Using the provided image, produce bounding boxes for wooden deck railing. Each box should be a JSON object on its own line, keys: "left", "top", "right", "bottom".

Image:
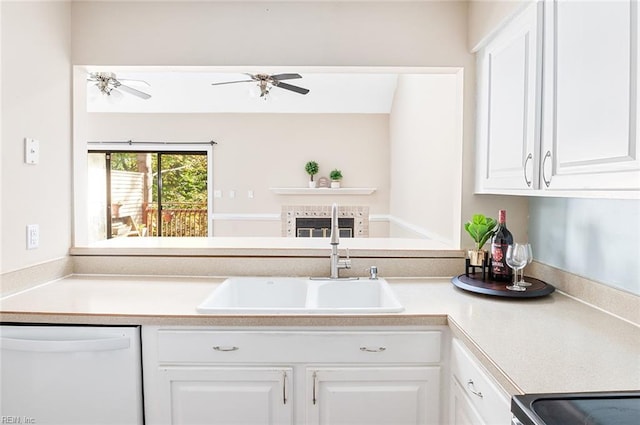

{"left": 145, "top": 203, "right": 207, "bottom": 237}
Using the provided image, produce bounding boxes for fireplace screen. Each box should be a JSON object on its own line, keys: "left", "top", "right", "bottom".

{"left": 295, "top": 217, "right": 354, "bottom": 238}
{"left": 282, "top": 205, "right": 369, "bottom": 237}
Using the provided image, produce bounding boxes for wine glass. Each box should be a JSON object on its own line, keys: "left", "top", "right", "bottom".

{"left": 505, "top": 244, "right": 527, "bottom": 291}
{"left": 518, "top": 243, "right": 533, "bottom": 287}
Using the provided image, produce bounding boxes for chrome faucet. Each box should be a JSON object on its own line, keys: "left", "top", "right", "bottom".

{"left": 329, "top": 203, "right": 351, "bottom": 279}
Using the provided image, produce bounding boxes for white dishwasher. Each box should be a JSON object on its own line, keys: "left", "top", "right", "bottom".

{"left": 0, "top": 325, "right": 143, "bottom": 425}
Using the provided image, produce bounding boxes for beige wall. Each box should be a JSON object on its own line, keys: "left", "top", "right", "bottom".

{"left": 72, "top": 0, "right": 528, "bottom": 248}
{"left": 1, "top": 1, "right": 72, "bottom": 273}
{"left": 389, "top": 73, "right": 462, "bottom": 245}
{"left": 86, "top": 113, "right": 390, "bottom": 237}
{"left": 0, "top": 1, "right": 533, "bottom": 276}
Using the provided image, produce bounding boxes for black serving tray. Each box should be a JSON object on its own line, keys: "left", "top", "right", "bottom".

{"left": 451, "top": 273, "right": 555, "bottom": 298}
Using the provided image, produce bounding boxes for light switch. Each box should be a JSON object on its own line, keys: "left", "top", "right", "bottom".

{"left": 213, "top": 190, "right": 222, "bottom": 198}
{"left": 229, "top": 190, "right": 236, "bottom": 199}
{"left": 26, "top": 224, "right": 39, "bottom": 249}
{"left": 248, "top": 190, "right": 254, "bottom": 199}
{"left": 25, "top": 138, "right": 39, "bottom": 164}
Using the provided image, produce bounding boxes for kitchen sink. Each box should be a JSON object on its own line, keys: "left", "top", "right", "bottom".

{"left": 196, "top": 277, "right": 404, "bottom": 314}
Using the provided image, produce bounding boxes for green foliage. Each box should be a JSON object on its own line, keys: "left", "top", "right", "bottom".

{"left": 110, "top": 152, "right": 139, "bottom": 172}
{"left": 464, "top": 214, "right": 497, "bottom": 250}
{"left": 153, "top": 153, "right": 207, "bottom": 204}
{"left": 111, "top": 152, "right": 207, "bottom": 206}
{"left": 305, "top": 161, "right": 319, "bottom": 180}
{"left": 329, "top": 169, "right": 343, "bottom": 181}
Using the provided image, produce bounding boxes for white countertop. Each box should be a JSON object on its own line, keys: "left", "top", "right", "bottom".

{"left": 1, "top": 275, "right": 639, "bottom": 396}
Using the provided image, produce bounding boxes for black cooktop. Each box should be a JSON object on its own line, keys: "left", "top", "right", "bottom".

{"left": 512, "top": 391, "right": 640, "bottom": 425}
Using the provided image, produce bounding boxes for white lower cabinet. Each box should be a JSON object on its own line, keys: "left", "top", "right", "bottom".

{"left": 142, "top": 327, "right": 444, "bottom": 425}
{"left": 449, "top": 339, "right": 511, "bottom": 425}
{"left": 155, "top": 367, "right": 293, "bottom": 425}
{"left": 307, "top": 367, "right": 440, "bottom": 425}
{"left": 449, "top": 378, "right": 484, "bottom": 425}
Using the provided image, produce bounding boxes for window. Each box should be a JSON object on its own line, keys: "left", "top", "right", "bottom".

{"left": 87, "top": 146, "right": 211, "bottom": 243}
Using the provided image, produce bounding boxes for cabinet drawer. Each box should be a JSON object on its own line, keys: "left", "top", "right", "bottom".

{"left": 156, "top": 330, "right": 441, "bottom": 364}
{"left": 451, "top": 339, "right": 510, "bottom": 425}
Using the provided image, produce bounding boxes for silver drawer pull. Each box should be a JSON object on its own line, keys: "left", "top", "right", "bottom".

{"left": 466, "top": 379, "right": 483, "bottom": 398}
{"left": 213, "top": 345, "right": 239, "bottom": 352}
{"left": 360, "top": 346, "right": 386, "bottom": 353}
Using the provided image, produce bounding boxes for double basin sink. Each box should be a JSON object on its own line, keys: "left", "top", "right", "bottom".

{"left": 197, "top": 277, "right": 404, "bottom": 314}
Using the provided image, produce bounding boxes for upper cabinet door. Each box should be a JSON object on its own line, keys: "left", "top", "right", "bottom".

{"left": 541, "top": 0, "right": 640, "bottom": 191}
{"left": 476, "top": 2, "right": 542, "bottom": 191}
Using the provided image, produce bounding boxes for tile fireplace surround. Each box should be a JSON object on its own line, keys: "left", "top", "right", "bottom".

{"left": 282, "top": 205, "right": 370, "bottom": 237}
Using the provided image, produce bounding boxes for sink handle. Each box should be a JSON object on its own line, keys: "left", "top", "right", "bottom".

{"left": 213, "top": 345, "right": 239, "bottom": 352}
{"left": 369, "top": 266, "right": 378, "bottom": 279}
{"left": 360, "top": 346, "right": 386, "bottom": 353}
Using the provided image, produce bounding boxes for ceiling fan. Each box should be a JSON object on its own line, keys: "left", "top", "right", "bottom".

{"left": 87, "top": 72, "right": 152, "bottom": 100}
{"left": 211, "top": 73, "right": 310, "bottom": 98}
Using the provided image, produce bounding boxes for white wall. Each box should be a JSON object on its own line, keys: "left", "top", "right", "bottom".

{"left": 86, "top": 113, "right": 390, "bottom": 237}
{"left": 1, "top": 1, "right": 72, "bottom": 273}
{"left": 389, "top": 74, "right": 462, "bottom": 245}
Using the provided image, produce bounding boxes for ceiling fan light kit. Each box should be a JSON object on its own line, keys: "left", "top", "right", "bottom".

{"left": 88, "top": 72, "right": 152, "bottom": 100}
{"left": 211, "top": 73, "right": 310, "bottom": 100}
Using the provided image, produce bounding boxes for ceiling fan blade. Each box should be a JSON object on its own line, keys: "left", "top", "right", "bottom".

{"left": 211, "top": 79, "right": 254, "bottom": 86}
{"left": 117, "top": 84, "right": 152, "bottom": 100}
{"left": 270, "top": 73, "right": 302, "bottom": 81}
{"left": 275, "top": 81, "right": 310, "bottom": 95}
{"left": 118, "top": 78, "right": 151, "bottom": 87}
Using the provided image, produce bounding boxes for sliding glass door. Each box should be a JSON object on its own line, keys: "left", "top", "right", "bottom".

{"left": 88, "top": 150, "right": 208, "bottom": 240}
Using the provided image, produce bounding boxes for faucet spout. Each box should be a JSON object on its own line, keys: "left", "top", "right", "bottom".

{"left": 330, "top": 203, "right": 339, "bottom": 245}
{"left": 329, "top": 203, "right": 351, "bottom": 279}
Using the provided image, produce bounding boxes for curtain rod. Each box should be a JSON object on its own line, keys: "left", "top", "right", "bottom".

{"left": 87, "top": 140, "right": 217, "bottom": 146}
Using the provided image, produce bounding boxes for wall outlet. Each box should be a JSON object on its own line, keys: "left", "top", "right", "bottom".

{"left": 26, "top": 224, "right": 39, "bottom": 249}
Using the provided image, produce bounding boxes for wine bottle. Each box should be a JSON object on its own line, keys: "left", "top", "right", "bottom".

{"left": 491, "top": 209, "right": 513, "bottom": 281}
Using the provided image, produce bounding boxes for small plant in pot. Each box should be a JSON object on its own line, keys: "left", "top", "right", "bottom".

{"left": 464, "top": 214, "right": 497, "bottom": 266}
{"left": 329, "top": 169, "right": 343, "bottom": 188}
{"left": 305, "top": 161, "right": 319, "bottom": 188}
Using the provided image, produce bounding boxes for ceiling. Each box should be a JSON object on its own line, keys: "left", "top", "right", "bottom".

{"left": 85, "top": 68, "right": 400, "bottom": 114}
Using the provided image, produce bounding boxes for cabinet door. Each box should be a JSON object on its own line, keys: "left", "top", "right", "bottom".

{"left": 306, "top": 367, "right": 440, "bottom": 425}
{"left": 148, "top": 367, "right": 292, "bottom": 425}
{"left": 476, "top": 2, "right": 542, "bottom": 191}
{"left": 541, "top": 0, "right": 640, "bottom": 191}
{"left": 449, "top": 378, "right": 486, "bottom": 425}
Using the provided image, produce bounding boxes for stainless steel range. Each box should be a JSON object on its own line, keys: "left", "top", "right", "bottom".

{"left": 511, "top": 391, "right": 640, "bottom": 425}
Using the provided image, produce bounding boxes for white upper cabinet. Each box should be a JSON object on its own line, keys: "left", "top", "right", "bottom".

{"left": 540, "top": 0, "right": 640, "bottom": 192}
{"left": 476, "top": 1, "right": 542, "bottom": 191}
{"left": 476, "top": 0, "right": 640, "bottom": 197}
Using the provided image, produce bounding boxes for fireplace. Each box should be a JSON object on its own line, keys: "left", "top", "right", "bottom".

{"left": 282, "top": 205, "right": 369, "bottom": 238}
{"left": 295, "top": 217, "right": 355, "bottom": 238}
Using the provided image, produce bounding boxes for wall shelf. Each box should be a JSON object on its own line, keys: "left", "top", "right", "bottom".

{"left": 270, "top": 187, "right": 376, "bottom": 195}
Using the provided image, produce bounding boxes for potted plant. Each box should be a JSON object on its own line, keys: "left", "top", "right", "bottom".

{"left": 305, "top": 161, "right": 319, "bottom": 188}
{"left": 464, "top": 214, "right": 497, "bottom": 266}
{"left": 329, "top": 169, "right": 343, "bottom": 188}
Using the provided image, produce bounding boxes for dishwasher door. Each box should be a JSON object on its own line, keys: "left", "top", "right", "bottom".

{"left": 0, "top": 325, "right": 143, "bottom": 425}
